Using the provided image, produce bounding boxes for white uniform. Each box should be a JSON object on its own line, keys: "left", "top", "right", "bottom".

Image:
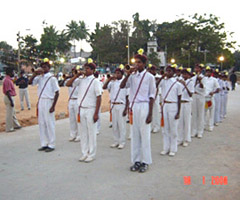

{"left": 66, "top": 78, "right": 80, "bottom": 140}
{"left": 178, "top": 78, "right": 194, "bottom": 144}
{"left": 32, "top": 72, "right": 60, "bottom": 148}
{"left": 222, "top": 80, "right": 230, "bottom": 118}
{"left": 126, "top": 70, "right": 156, "bottom": 165}
{"left": 204, "top": 76, "right": 220, "bottom": 131}
{"left": 191, "top": 74, "right": 206, "bottom": 137}
{"left": 108, "top": 78, "right": 128, "bottom": 146}
{"left": 151, "top": 78, "right": 161, "bottom": 133}
{"left": 214, "top": 78, "right": 222, "bottom": 124}
{"left": 73, "top": 75, "right": 102, "bottom": 159}
{"left": 159, "top": 77, "right": 182, "bottom": 153}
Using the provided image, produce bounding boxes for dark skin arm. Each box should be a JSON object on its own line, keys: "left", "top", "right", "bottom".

{"left": 179, "top": 80, "right": 193, "bottom": 97}
{"left": 156, "top": 74, "right": 166, "bottom": 88}
{"left": 93, "top": 95, "right": 102, "bottom": 123}
{"left": 197, "top": 76, "right": 204, "bottom": 88}
{"left": 102, "top": 76, "right": 113, "bottom": 89}
{"left": 175, "top": 95, "right": 181, "bottom": 119}
{"left": 120, "top": 73, "right": 130, "bottom": 88}
{"left": 6, "top": 91, "right": 14, "bottom": 107}
{"left": 122, "top": 95, "right": 129, "bottom": 116}
{"left": 209, "top": 88, "right": 220, "bottom": 96}
{"left": 146, "top": 97, "right": 154, "bottom": 124}
{"left": 49, "top": 91, "right": 59, "bottom": 113}
{"left": 65, "top": 74, "right": 79, "bottom": 87}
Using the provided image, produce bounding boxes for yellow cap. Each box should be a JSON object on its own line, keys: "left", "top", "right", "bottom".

{"left": 137, "top": 48, "right": 144, "bottom": 55}
{"left": 187, "top": 68, "right": 191, "bottom": 72}
{"left": 148, "top": 64, "right": 152, "bottom": 68}
{"left": 206, "top": 66, "right": 211, "bottom": 70}
{"left": 193, "top": 72, "right": 196, "bottom": 75}
{"left": 76, "top": 65, "right": 81, "bottom": 70}
{"left": 178, "top": 66, "right": 183, "bottom": 70}
{"left": 119, "top": 64, "right": 124, "bottom": 70}
{"left": 88, "top": 58, "right": 93, "bottom": 64}
{"left": 215, "top": 69, "right": 219, "bottom": 72}
{"left": 43, "top": 58, "right": 49, "bottom": 62}
{"left": 225, "top": 72, "right": 228, "bottom": 76}
{"left": 171, "top": 64, "right": 177, "bottom": 68}
{"left": 199, "top": 63, "right": 204, "bottom": 68}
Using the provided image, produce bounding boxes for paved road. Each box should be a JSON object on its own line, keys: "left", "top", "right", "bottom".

{"left": 0, "top": 87, "right": 240, "bottom": 200}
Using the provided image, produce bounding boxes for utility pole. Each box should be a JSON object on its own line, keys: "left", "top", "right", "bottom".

{"left": 17, "top": 31, "right": 21, "bottom": 72}
{"left": 127, "top": 25, "right": 130, "bottom": 65}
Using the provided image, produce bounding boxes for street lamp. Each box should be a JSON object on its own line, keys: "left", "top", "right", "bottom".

{"left": 60, "top": 57, "right": 65, "bottom": 63}
{"left": 170, "top": 58, "right": 175, "bottom": 64}
{"left": 130, "top": 58, "right": 135, "bottom": 64}
{"left": 218, "top": 56, "right": 225, "bottom": 71}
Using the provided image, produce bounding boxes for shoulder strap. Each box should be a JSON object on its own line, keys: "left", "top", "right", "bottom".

{"left": 182, "top": 79, "right": 192, "bottom": 92}
{"left": 162, "top": 80, "right": 177, "bottom": 105}
{"left": 37, "top": 75, "right": 54, "bottom": 102}
{"left": 79, "top": 78, "right": 95, "bottom": 107}
{"left": 130, "top": 71, "right": 147, "bottom": 110}
{"left": 68, "top": 86, "right": 77, "bottom": 101}
{"left": 110, "top": 86, "right": 122, "bottom": 112}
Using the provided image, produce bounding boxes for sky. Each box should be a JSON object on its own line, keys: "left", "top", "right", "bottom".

{"left": 0, "top": 0, "right": 239, "bottom": 52}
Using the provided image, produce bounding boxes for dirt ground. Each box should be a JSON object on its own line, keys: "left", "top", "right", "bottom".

{"left": 0, "top": 85, "right": 110, "bottom": 132}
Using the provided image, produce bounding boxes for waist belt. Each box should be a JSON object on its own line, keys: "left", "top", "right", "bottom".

{"left": 181, "top": 100, "right": 189, "bottom": 103}
{"left": 164, "top": 100, "right": 176, "bottom": 103}
{"left": 112, "top": 102, "right": 123, "bottom": 105}
{"left": 70, "top": 98, "right": 78, "bottom": 100}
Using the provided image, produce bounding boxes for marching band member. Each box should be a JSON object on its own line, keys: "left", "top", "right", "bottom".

{"left": 147, "top": 64, "right": 161, "bottom": 133}
{"left": 157, "top": 65, "right": 182, "bottom": 156}
{"left": 103, "top": 65, "right": 129, "bottom": 149}
{"left": 213, "top": 69, "right": 221, "bottom": 126}
{"left": 65, "top": 67, "right": 80, "bottom": 142}
{"left": 178, "top": 68, "right": 194, "bottom": 147}
{"left": 191, "top": 64, "right": 206, "bottom": 138}
{"left": 66, "top": 59, "right": 102, "bottom": 163}
{"left": 120, "top": 49, "right": 156, "bottom": 173}
{"left": 222, "top": 72, "right": 230, "bottom": 119}
{"left": 204, "top": 66, "right": 220, "bottom": 132}
{"left": 29, "top": 59, "right": 59, "bottom": 152}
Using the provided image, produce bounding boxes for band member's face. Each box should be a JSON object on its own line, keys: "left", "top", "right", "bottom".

{"left": 176, "top": 70, "right": 181, "bottom": 76}
{"left": 194, "top": 66, "right": 201, "bottom": 74}
{"left": 205, "top": 71, "right": 211, "bottom": 77}
{"left": 84, "top": 66, "right": 94, "bottom": 76}
{"left": 135, "top": 58, "right": 145, "bottom": 71}
{"left": 115, "top": 71, "right": 123, "bottom": 80}
{"left": 148, "top": 69, "right": 156, "bottom": 76}
{"left": 182, "top": 72, "right": 188, "bottom": 80}
{"left": 166, "top": 68, "right": 174, "bottom": 78}
{"left": 41, "top": 64, "right": 50, "bottom": 73}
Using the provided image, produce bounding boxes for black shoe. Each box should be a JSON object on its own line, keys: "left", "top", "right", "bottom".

{"left": 130, "top": 162, "right": 142, "bottom": 172}
{"left": 28, "top": 108, "right": 31, "bottom": 110}
{"left": 45, "top": 147, "right": 55, "bottom": 152}
{"left": 139, "top": 163, "right": 148, "bottom": 173}
{"left": 38, "top": 146, "right": 48, "bottom": 151}
{"left": 14, "top": 126, "right": 22, "bottom": 130}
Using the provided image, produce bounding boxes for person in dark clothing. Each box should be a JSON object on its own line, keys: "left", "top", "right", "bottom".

{"left": 229, "top": 72, "right": 237, "bottom": 90}
{"left": 16, "top": 70, "right": 31, "bottom": 110}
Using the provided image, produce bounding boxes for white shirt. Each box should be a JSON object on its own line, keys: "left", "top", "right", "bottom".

{"left": 73, "top": 75, "right": 102, "bottom": 108}
{"left": 223, "top": 80, "right": 230, "bottom": 94}
{"left": 204, "top": 76, "right": 220, "bottom": 98}
{"left": 126, "top": 69, "right": 156, "bottom": 105}
{"left": 108, "top": 78, "right": 129, "bottom": 104}
{"left": 65, "top": 78, "right": 79, "bottom": 99}
{"left": 159, "top": 77, "right": 182, "bottom": 102}
{"left": 191, "top": 74, "right": 206, "bottom": 96}
{"left": 32, "top": 72, "right": 59, "bottom": 99}
{"left": 181, "top": 78, "right": 194, "bottom": 101}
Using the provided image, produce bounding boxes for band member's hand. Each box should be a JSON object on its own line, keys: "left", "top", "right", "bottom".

{"left": 197, "top": 76, "right": 202, "bottom": 81}
{"left": 35, "top": 67, "right": 44, "bottom": 75}
{"left": 175, "top": 113, "right": 180, "bottom": 120}
{"left": 93, "top": 113, "right": 99, "bottom": 123}
{"left": 179, "top": 79, "right": 185, "bottom": 86}
{"left": 122, "top": 109, "right": 127, "bottom": 117}
{"left": 49, "top": 106, "right": 55, "bottom": 113}
{"left": 146, "top": 114, "right": 152, "bottom": 124}
{"left": 209, "top": 92, "right": 214, "bottom": 96}
{"left": 10, "top": 101, "right": 14, "bottom": 107}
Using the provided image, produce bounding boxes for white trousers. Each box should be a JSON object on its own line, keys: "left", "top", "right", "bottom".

{"left": 38, "top": 98, "right": 56, "bottom": 148}
{"left": 191, "top": 94, "right": 205, "bottom": 137}
{"left": 178, "top": 102, "right": 192, "bottom": 143}
{"left": 4, "top": 96, "right": 21, "bottom": 132}
{"left": 68, "top": 99, "right": 79, "bottom": 139}
{"left": 131, "top": 102, "right": 152, "bottom": 164}
{"left": 112, "top": 104, "right": 126, "bottom": 145}
{"left": 214, "top": 94, "right": 221, "bottom": 124}
{"left": 223, "top": 94, "right": 228, "bottom": 117}
{"left": 151, "top": 100, "right": 160, "bottom": 132}
{"left": 205, "top": 98, "right": 215, "bottom": 130}
{"left": 162, "top": 103, "right": 179, "bottom": 153}
{"left": 78, "top": 108, "right": 97, "bottom": 159}
{"left": 19, "top": 88, "right": 31, "bottom": 109}
{"left": 220, "top": 95, "right": 225, "bottom": 121}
